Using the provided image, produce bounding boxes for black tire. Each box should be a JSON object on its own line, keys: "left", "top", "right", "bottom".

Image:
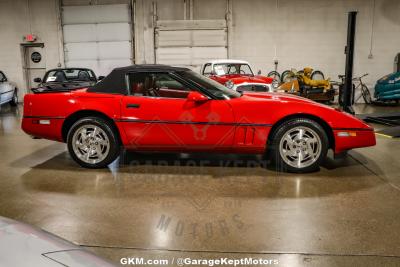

{"left": 311, "top": 70, "right": 325, "bottom": 80}
{"left": 9, "top": 89, "right": 18, "bottom": 106}
{"left": 267, "top": 71, "right": 281, "bottom": 84}
{"left": 268, "top": 118, "right": 329, "bottom": 173}
{"left": 281, "top": 70, "right": 294, "bottom": 83}
{"left": 67, "top": 117, "right": 120, "bottom": 168}
{"left": 361, "top": 85, "right": 372, "bottom": 104}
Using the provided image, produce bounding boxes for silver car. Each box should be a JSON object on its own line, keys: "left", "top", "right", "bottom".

{"left": 0, "top": 216, "right": 117, "bottom": 267}
{"left": 0, "top": 71, "right": 18, "bottom": 106}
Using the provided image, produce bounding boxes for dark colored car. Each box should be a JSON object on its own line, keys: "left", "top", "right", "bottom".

{"left": 32, "top": 68, "right": 101, "bottom": 93}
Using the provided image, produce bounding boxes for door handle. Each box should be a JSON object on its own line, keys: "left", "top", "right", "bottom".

{"left": 126, "top": 103, "right": 140, "bottom": 108}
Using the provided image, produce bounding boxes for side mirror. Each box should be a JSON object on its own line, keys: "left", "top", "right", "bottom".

{"left": 187, "top": 91, "right": 208, "bottom": 102}
{"left": 257, "top": 70, "right": 262, "bottom": 75}
{"left": 98, "top": 76, "right": 105, "bottom": 81}
{"left": 33, "top": 77, "right": 42, "bottom": 83}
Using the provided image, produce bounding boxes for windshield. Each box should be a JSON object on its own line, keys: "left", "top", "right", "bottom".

{"left": 213, "top": 63, "right": 253, "bottom": 76}
{"left": 177, "top": 70, "right": 241, "bottom": 99}
{"left": 43, "top": 69, "right": 96, "bottom": 83}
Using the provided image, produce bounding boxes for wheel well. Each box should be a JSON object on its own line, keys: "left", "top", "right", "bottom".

{"left": 61, "top": 110, "right": 121, "bottom": 144}
{"left": 267, "top": 114, "right": 335, "bottom": 149}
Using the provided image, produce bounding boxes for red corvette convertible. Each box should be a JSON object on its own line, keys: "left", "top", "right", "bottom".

{"left": 22, "top": 65, "right": 376, "bottom": 172}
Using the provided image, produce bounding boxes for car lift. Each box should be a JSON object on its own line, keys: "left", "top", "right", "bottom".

{"left": 340, "top": 11, "right": 357, "bottom": 115}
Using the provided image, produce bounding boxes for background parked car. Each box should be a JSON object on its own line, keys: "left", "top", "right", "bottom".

{"left": 0, "top": 71, "right": 18, "bottom": 106}
{"left": 201, "top": 60, "right": 274, "bottom": 92}
{"left": 32, "top": 68, "right": 100, "bottom": 93}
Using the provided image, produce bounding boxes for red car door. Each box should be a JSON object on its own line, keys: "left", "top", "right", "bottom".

{"left": 120, "top": 72, "right": 235, "bottom": 151}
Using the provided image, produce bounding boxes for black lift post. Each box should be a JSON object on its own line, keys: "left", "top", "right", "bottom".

{"left": 342, "top": 11, "right": 357, "bottom": 115}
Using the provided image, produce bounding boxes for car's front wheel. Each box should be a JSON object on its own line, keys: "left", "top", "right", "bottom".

{"left": 67, "top": 117, "right": 120, "bottom": 168}
{"left": 269, "top": 118, "right": 328, "bottom": 173}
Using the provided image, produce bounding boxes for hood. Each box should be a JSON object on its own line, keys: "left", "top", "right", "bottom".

{"left": 212, "top": 74, "right": 273, "bottom": 84}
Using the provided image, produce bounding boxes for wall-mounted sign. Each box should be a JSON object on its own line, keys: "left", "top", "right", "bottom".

{"left": 24, "top": 34, "right": 37, "bottom": 42}
{"left": 31, "top": 52, "right": 42, "bottom": 63}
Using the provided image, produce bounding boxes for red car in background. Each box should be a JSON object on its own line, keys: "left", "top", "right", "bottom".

{"left": 201, "top": 60, "right": 275, "bottom": 92}
{"left": 22, "top": 65, "right": 375, "bottom": 173}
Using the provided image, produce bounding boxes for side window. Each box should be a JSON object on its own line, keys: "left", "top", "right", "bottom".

{"left": 0, "top": 72, "right": 4, "bottom": 81}
{"left": 128, "top": 72, "right": 192, "bottom": 99}
{"left": 240, "top": 64, "right": 253, "bottom": 75}
{"left": 228, "top": 65, "right": 238, "bottom": 74}
{"left": 203, "top": 64, "right": 212, "bottom": 75}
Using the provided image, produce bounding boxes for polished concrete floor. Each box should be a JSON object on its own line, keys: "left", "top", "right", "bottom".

{"left": 1, "top": 104, "right": 400, "bottom": 266}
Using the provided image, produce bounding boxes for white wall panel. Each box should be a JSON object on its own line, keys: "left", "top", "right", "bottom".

{"left": 64, "top": 43, "right": 97, "bottom": 60}
{"left": 62, "top": 4, "right": 130, "bottom": 24}
{"left": 155, "top": 19, "right": 227, "bottom": 69}
{"left": 98, "top": 42, "right": 132, "bottom": 59}
{"left": 63, "top": 23, "right": 131, "bottom": 42}
{"left": 65, "top": 41, "right": 132, "bottom": 61}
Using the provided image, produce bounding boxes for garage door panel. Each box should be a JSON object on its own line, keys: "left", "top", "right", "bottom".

{"left": 65, "top": 42, "right": 132, "bottom": 61}
{"left": 62, "top": 4, "right": 130, "bottom": 24}
{"left": 97, "top": 23, "right": 131, "bottom": 41}
{"left": 191, "top": 47, "right": 227, "bottom": 64}
{"left": 98, "top": 42, "right": 132, "bottom": 59}
{"left": 65, "top": 60, "right": 99, "bottom": 70}
{"left": 156, "top": 47, "right": 227, "bottom": 67}
{"left": 63, "top": 24, "right": 96, "bottom": 43}
{"left": 156, "top": 47, "right": 191, "bottom": 65}
{"left": 156, "top": 29, "right": 227, "bottom": 48}
{"left": 62, "top": 4, "right": 133, "bottom": 76}
{"left": 192, "top": 30, "right": 226, "bottom": 46}
{"left": 64, "top": 43, "right": 97, "bottom": 61}
{"left": 156, "top": 31, "right": 191, "bottom": 47}
{"left": 66, "top": 59, "right": 131, "bottom": 76}
{"left": 63, "top": 23, "right": 131, "bottom": 43}
{"left": 99, "top": 59, "right": 131, "bottom": 74}
{"left": 155, "top": 19, "right": 227, "bottom": 68}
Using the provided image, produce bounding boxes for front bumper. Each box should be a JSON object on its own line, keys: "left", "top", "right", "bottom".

{"left": 333, "top": 128, "right": 376, "bottom": 154}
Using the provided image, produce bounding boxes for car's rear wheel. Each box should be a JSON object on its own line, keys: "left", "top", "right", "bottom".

{"left": 9, "top": 89, "right": 18, "bottom": 106}
{"left": 269, "top": 118, "right": 328, "bottom": 173}
{"left": 67, "top": 117, "right": 120, "bottom": 168}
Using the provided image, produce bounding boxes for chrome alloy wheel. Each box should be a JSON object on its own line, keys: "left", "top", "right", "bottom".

{"left": 279, "top": 126, "right": 322, "bottom": 169}
{"left": 71, "top": 124, "right": 110, "bottom": 164}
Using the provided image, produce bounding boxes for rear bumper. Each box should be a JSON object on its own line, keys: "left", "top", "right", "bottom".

{"left": 21, "top": 117, "right": 64, "bottom": 142}
{"left": 333, "top": 128, "right": 376, "bottom": 154}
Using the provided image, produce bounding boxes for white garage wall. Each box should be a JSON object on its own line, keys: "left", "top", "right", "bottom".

{"left": 135, "top": 0, "right": 400, "bottom": 95}
{"left": 0, "top": 0, "right": 62, "bottom": 95}
{"left": 229, "top": 0, "right": 400, "bottom": 92}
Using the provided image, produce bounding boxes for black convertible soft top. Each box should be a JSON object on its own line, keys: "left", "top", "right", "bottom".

{"left": 87, "top": 64, "right": 190, "bottom": 95}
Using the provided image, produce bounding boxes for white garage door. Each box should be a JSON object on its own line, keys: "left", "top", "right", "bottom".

{"left": 155, "top": 20, "right": 227, "bottom": 71}
{"left": 62, "top": 4, "right": 133, "bottom": 76}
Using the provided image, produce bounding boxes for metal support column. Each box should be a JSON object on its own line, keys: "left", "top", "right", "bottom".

{"left": 342, "top": 11, "right": 357, "bottom": 114}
